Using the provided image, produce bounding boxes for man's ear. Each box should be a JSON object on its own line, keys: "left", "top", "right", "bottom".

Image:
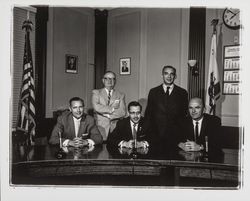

{"left": 69, "top": 106, "right": 72, "bottom": 112}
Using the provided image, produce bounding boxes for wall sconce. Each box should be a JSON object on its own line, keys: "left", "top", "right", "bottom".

{"left": 188, "top": 59, "right": 198, "bottom": 76}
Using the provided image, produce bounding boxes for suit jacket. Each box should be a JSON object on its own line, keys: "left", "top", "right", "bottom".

{"left": 107, "top": 117, "right": 148, "bottom": 147}
{"left": 145, "top": 84, "right": 188, "bottom": 146}
{"left": 178, "top": 113, "right": 222, "bottom": 152}
{"left": 49, "top": 111, "right": 103, "bottom": 145}
{"left": 92, "top": 88, "right": 126, "bottom": 140}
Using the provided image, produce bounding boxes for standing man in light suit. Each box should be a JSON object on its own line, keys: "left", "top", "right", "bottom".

{"left": 92, "top": 71, "right": 126, "bottom": 140}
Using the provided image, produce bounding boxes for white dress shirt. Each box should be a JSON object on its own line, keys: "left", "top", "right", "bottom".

{"left": 162, "top": 83, "right": 174, "bottom": 95}
{"left": 62, "top": 116, "right": 95, "bottom": 147}
{"left": 192, "top": 118, "right": 203, "bottom": 137}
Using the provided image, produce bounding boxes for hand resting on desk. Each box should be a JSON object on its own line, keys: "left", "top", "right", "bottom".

{"left": 68, "top": 137, "right": 89, "bottom": 148}
{"left": 178, "top": 140, "right": 203, "bottom": 152}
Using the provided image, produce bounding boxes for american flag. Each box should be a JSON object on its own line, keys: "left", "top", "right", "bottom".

{"left": 16, "top": 20, "right": 36, "bottom": 145}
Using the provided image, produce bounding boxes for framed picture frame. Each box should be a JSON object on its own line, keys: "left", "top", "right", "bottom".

{"left": 119, "top": 57, "right": 131, "bottom": 75}
{"left": 65, "top": 54, "right": 78, "bottom": 74}
{"left": 224, "top": 45, "right": 240, "bottom": 58}
{"left": 222, "top": 44, "right": 240, "bottom": 95}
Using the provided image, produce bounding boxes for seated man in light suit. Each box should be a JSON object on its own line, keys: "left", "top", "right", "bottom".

{"left": 49, "top": 97, "right": 103, "bottom": 148}
{"left": 92, "top": 71, "right": 126, "bottom": 140}
{"left": 107, "top": 101, "right": 149, "bottom": 149}
{"left": 178, "top": 97, "right": 221, "bottom": 153}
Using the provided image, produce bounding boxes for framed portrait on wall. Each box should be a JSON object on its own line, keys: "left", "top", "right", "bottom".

{"left": 119, "top": 57, "right": 131, "bottom": 75}
{"left": 65, "top": 54, "right": 78, "bottom": 74}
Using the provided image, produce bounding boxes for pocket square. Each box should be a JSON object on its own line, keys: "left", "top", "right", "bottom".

{"left": 81, "top": 133, "right": 88, "bottom": 137}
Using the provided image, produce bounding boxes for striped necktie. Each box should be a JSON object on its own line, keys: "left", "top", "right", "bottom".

{"left": 107, "top": 90, "right": 111, "bottom": 105}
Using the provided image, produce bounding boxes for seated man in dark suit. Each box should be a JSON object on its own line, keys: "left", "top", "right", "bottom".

{"left": 49, "top": 97, "right": 103, "bottom": 148}
{"left": 107, "top": 101, "right": 149, "bottom": 149}
{"left": 178, "top": 97, "right": 221, "bottom": 153}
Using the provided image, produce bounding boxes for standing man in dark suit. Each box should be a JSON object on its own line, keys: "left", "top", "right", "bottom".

{"left": 144, "top": 65, "right": 188, "bottom": 148}
{"left": 107, "top": 101, "right": 149, "bottom": 149}
{"left": 178, "top": 97, "right": 221, "bottom": 153}
{"left": 49, "top": 97, "right": 103, "bottom": 148}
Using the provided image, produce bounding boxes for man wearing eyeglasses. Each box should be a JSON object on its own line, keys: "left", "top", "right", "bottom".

{"left": 92, "top": 71, "right": 126, "bottom": 140}
{"left": 107, "top": 101, "right": 149, "bottom": 149}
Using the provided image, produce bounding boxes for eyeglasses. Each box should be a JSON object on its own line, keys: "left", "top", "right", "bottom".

{"left": 103, "top": 77, "right": 116, "bottom": 81}
{"left": 129, "top": 112, "right": 141, "bottom": 115}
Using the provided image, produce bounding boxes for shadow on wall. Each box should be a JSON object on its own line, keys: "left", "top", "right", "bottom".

{"left": 138, "top": 98, "right": 148, "bottom": 116}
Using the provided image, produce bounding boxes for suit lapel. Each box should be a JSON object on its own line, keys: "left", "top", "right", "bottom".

{"left": 126, "top": 118, "right": 133, "bottom": 139}
{"left": 100, "top": 88, "right": 109, "bottom": 104}
{"left": 69, "top": 114, "right": 76, "bottom": 138}
{"left": 158, "top": 85, "right": 167, "bottom": 112}
{"left": 78, "top": 115, "right": 86, "bottom": 137}
{"left": 200, "top": 116, "right": 207, "bottom": 139}
{"left": 187, "top": 117, "right": 195, "bottom": 141}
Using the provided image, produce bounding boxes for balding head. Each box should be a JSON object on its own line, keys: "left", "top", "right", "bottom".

{"left": 188, "top": 97, "right": 205, "bottom": 120}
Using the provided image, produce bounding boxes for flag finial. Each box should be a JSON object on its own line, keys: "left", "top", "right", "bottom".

{"left": 211, "top": 19, "right": 219, "bottom": 34}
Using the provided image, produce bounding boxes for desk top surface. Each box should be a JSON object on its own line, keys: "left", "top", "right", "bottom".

{"left": 12, "top": 143, "right": 239, "bottom": 170}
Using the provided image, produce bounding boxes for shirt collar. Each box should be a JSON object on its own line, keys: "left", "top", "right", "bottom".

{"left": 192, "top": 117, "right": 203, "bottom": 126}
{"left": 162, "top": 83, "right": 174, "bottom": 93}
{"left": 130, "top": 120, "right": 139, "bottom": 128}
{"left": 104, "top": 88, "right": 113, "bottom": 95}
{"left": 73, "top": 116, "right": 82, "bottom": 122}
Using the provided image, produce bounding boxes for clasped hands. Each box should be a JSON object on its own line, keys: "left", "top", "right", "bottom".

{"left": 178, "top": 140, "right": 201, "bottom": 152}
{"left": 121, "top": 140, "right": 148, "bottom": 149}
{"left": 68, "top": 137, "right": 89, "bottom": 148}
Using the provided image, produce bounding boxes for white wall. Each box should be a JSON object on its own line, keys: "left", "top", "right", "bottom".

{"left": 107, "top": 8, "right": 190, "bottom": 114}
{"left": 206, "top": 9, "right": 240, "bottom": 126}
{"left": 46, "top": 7, "right": 95, "bottom": 117}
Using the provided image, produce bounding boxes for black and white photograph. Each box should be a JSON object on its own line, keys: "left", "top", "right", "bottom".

{"left": 120, "top": 57, "right": 131, "bottom": 75}
{"left": 1, "top": 1, "right": 250, "bottom": 201}
{"left": 65, "top": 54, "right": 78, "bottom": 73}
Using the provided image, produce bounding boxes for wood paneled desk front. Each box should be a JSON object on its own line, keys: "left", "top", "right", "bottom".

{"left": 12, "top": 143, "right": 240, "bottom": 187}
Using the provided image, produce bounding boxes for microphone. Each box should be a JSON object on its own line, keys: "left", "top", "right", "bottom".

{"left": 205, "top": 136, "right": 208, "bottom": 153}
{"left": 58, "top": 131, "right": 62, "bottom": 148}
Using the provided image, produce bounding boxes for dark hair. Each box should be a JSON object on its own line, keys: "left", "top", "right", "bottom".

{"left": 162, "top": 65, "right": 176, "bottom": 75}
{"left": 103, "top": 71, "right": 116, "bottom": 79}
{"left": 69, "top": 97, "right": 84, "bottom": 106}
{"left": 128, "top": 101, "right": 142, "bottom": 112}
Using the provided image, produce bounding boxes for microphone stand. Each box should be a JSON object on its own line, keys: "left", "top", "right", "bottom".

{"left": 55, "top": 131, "right": 66, "bottom": 159}
{"left": 131, "top": 131, "right": 137, "bottom": 159}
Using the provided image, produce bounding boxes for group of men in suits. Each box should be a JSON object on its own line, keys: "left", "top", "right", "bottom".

{"left": 49, "top": 65, "right": 222, "bottom": 155}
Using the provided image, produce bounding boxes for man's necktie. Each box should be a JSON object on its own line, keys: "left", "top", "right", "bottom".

{"left": 132, "top": 123, "right": 137, "bottom": 148}
{"left": 132, "top": 123, "right": 137, "bottom": 140}
{"left": 107, "top": 90, "right": 111, "bottom": 105}
{"left": 166, "top": 86, "right": 170, "bottom": 97}
{"left": 195, "top": 121, "right": 199, "bottom": 142}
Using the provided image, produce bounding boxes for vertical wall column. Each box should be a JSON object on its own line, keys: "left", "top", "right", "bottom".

{"left": 94, "top": 9, "right": 108, "bottom": 89}
{"left": 188, "top": 8, "right": 206, "bottom": 100}
{"left": 35, "top": 6, "right": 48, "bottom": 122}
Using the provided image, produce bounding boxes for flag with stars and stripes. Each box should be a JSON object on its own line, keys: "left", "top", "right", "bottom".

{"left": 16, "top": 19, "right": 36, "bottom": 145}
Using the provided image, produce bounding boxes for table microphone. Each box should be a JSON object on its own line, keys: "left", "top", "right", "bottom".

{"left": 205, "top": 136, "right": 208, "bottom": 153}
{"left": 58, "top": 131, "right": 62, "bottom": 148}
{"left": 55, "top": 131, "right": 66, "bottom": 159}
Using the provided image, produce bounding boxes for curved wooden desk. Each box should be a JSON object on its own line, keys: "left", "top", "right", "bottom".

{"left": 12, "top": 144, "right": 240, "bottom": 187}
